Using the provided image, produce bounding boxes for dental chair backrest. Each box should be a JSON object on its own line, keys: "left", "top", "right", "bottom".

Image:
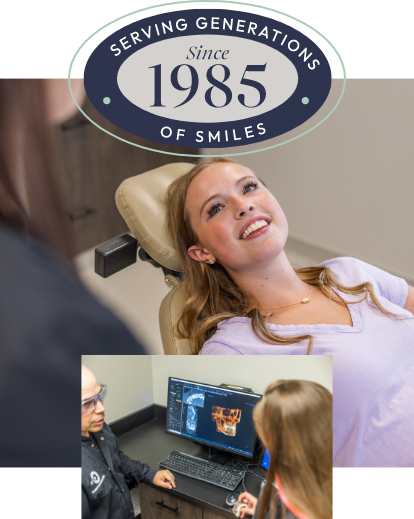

{"left": 115, "top": 162, "right": 194, "bottom": 355}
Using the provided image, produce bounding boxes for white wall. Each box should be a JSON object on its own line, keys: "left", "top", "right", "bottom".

{"left": 204, "top": 80, "right": 414, "bottom": 283}
{"left": 81, "top": 356, "right": 332, "bottom": 421}
{"left": 151, "top": 355, "right": 332, "bottom": 406}
{"left": 82, "top": 355, "right": 154, "bottom": 423}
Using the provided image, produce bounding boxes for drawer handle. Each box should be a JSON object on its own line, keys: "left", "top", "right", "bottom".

{"left": 156, "top": 500, "right": 179, "bottom": 513}
{"left": 61, "top": 119, "right": 90, "bottom": 131}
{"left": 68, "top": 207, "right": 96, "bottom": 221}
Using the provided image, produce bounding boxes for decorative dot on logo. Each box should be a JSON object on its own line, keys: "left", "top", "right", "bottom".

{"left": 103, "top": 97, "right": 111, "bottom": 105}
{"left": 302, "top": 97, "right": 309, "bottom": 105}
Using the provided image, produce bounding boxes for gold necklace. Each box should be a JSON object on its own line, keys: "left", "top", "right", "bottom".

{"left": 258, "top": 285, "right": 312, "bottom": 311}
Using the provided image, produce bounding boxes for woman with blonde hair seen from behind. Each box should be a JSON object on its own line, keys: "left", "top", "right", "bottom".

{"left": 235, "top": 380, "right": 332, "bottom": 519}
{"left": 166, "top": 157, "right": 414, "bottom": 467}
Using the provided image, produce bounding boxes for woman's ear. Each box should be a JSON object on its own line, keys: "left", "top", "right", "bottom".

{"left": 188, "top": 245, "right": 215, "bottom": 264}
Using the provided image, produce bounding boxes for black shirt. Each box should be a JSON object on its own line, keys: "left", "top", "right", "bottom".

{"left": 82, "top": 436, "right": 105, "bottom": 465}
{"left": 0, "top": 222, "right": 147, "bottom": 467}
{"left": 82, "top": 423, "right": 156, "bottom": 519}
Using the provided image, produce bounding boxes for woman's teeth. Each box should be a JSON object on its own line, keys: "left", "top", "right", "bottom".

{"left": 241, "top": 220, "right": 268, "bottom": 239}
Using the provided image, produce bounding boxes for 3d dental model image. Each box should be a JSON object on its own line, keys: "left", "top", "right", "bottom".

{"left": 186, "top": 405, "right": 197, "bottom": 434}
{"left": 212, "top": 406, "right": 241, "bottom": 436}
{"left": 183, "top": 388, "right": 205, "bottom": 407}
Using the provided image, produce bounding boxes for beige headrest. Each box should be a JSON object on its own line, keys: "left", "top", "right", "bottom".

{"left": 115, "top": 162, "right": 193, "bottom": 272}
{"left": 159, "top": 283, "right": 193, "bottom": 355}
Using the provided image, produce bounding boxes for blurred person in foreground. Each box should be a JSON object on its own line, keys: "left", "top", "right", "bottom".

{"left": 82, "top": 366, "right": 175, "bottom": 519}
{"left": 0, "top": 79, "right": 146, "bottom": 467}
{"left": 234, "top": 380, "right": 332, "bottom": 519}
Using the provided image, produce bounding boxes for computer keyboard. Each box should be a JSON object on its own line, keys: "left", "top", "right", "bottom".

{"left": 159, "top": 450, "right": 244, "bottom": 491}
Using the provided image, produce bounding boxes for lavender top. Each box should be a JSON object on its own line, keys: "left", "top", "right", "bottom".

{"left": 200, "top": 257, "right": 414, "bottom": 467}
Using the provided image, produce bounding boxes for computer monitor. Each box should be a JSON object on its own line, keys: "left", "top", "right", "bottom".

{"left": 260, "top": 448, "right": 270, "bottom": 470}
{"left": 166, "top": 377, "right": 262, "bottom": 461}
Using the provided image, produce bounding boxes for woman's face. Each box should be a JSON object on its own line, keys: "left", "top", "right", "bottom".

{"left": 185, "top": 162, "right": 288, "bottom": 273}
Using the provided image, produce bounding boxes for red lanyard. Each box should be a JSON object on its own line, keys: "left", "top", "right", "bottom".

{"left": 275, "top": 475, "right": 310, "bottom": 519}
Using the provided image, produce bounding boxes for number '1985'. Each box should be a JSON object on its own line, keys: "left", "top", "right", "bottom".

{"left": 149, "top": 63, "right": 267, "bottom": 109}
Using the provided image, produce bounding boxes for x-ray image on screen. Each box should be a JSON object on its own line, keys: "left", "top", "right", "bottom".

{"left": 183, "top": 388, "right": 205, "bottom": 408}
{"left": 166, "top": 377, "right": 261, "bottom": 457}
{"left": 212, "top": 406, "right": 241, "bottom": 436}
{"left": 186, "top": 405, "right": 198, "bottom": 435}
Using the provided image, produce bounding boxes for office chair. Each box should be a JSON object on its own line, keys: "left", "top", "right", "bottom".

{"left": 115, "top": 162, "right": 194, "bottom": 355}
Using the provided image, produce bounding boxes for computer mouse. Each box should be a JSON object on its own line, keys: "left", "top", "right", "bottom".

{"left": 226, "top": 491, "right": 241, "bottom": 506}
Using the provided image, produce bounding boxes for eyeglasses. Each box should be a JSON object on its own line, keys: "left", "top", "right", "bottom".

{"left": 82, "top": 384, "right": 107, "bottom": 414}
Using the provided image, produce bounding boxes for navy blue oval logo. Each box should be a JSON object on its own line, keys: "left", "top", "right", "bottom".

{"left": 84, "top": 9, "right": 332, "bottom": 149}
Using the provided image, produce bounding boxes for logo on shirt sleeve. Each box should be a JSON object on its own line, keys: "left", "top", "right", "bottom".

{"left": 90, "top": 471, "right": 106, "bottom": 494}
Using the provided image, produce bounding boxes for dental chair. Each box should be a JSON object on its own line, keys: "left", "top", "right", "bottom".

{"left": 113, "top": 162, "right": 194, "bottom": 355}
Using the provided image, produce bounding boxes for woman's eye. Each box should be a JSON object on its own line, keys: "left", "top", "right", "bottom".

{"left": 243, "top": 182, "right": 258, "bottom": 195}
{"left": 208, "top": 204, "right": 223, "bottom": 217}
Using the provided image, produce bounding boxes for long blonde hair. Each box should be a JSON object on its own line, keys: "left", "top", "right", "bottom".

{"left": 166, "top": 158, "right": 398, "bottom": 354}
{"left": 253, "top": 380, "right": 332, "bottom": 519}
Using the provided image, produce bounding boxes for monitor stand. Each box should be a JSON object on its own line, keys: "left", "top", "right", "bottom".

{"left": 193, "top": 444, "right": 233, "bottom": 465}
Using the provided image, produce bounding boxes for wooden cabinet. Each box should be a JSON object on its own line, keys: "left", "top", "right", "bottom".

{"left": 203, "top": 509, "right": 231, "bottom": 519}
{"left": 54, "top": 97, "right": 198, "bottom": 253}
{"left": 139, "top": 484, "right": 229, "bottom": 519}
{"left": 139, "top": 483, "right": 202, "bottom": 519}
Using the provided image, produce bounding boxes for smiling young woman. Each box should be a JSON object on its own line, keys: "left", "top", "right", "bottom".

{"left": 167, "top": 157, "right": 414, "bottom": 354}
{"left": 166, "top": 157, "right": 414, "bottom": 467}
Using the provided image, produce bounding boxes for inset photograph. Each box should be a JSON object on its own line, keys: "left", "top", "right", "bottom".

{"left": 81, "top": 355, "right": 332, "bottom": 519}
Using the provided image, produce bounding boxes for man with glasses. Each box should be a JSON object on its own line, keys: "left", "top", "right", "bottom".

{"left": 82, "top": 365, "right": 176, "bottom": 519}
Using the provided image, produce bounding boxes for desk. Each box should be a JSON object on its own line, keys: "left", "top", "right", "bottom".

{"left": 118, "top": 418, "right": 265, "bottom": 519}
